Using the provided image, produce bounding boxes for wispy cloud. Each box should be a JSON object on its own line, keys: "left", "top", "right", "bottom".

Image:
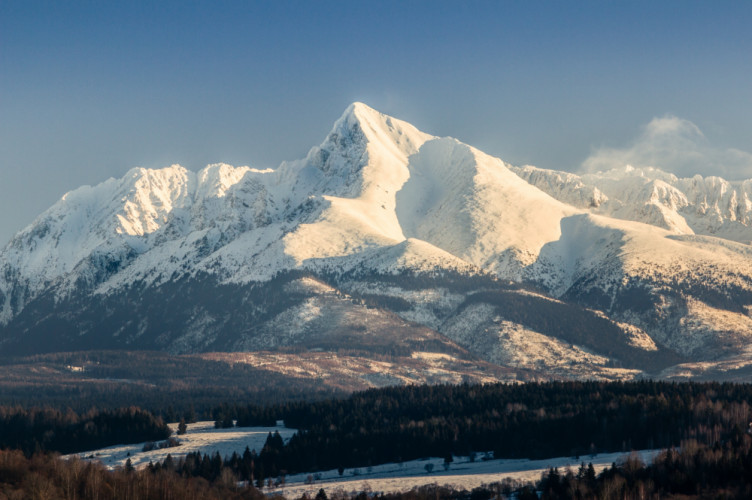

{"left": 582, "top": 116, "right": 752, "bottom": 179}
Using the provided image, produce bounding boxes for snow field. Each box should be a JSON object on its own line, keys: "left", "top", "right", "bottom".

{"left": 65, "top": 421, "right": 295, "bottom": 471}
{"left": 67, "top": 420, "right": 660, "bottom": 497}
{"left": 276, "top": 450, "right": 662, "bottom": 498}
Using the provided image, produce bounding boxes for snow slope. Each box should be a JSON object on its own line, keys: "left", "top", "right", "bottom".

{"left": 528, "top": 213, "right": 752, "bottom": 358}
{"left": 0, "top": 102, "right": 571, "bottom": 319}
{"left": 513, "top": 164, "right": 752, "bottom": 243}
{"left": 396, "top": 138, "right": 575, "bottom": 278}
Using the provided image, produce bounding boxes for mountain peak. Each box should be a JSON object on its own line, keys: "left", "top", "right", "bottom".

{"left": 327, "top": 102, "right": 433, "bottom": 161}
{"left": 329, "top": 102, "right": 381, "bottom": 136}
{"left": 343, "top": 101, "right": 378, "bottom": 119}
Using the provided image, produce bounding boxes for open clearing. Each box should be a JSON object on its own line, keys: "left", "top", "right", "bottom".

{"left": 276, "top": 449, "right": 660, "bottom": 497}
{"left": 69, "top": 421, "right": 659, "bottom": 496}
{"left": 66, "top": 421, "right": 295, "bottom": 470}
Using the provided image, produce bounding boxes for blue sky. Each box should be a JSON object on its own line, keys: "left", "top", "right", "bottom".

{"left": 1, "top": 1, "right": 751, "bottom": 244}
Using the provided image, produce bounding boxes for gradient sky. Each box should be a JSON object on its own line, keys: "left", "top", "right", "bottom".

{"left": 2, "top": 1, "right": 751, "bottom": 245}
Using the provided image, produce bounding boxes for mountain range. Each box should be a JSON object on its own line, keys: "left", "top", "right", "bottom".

{"left": 2, "top": 103, "right": 752, "bottom": 382}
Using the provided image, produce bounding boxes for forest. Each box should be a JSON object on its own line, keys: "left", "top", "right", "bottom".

{"left": 1, "top": 438, "right": 751, "bottom": 500}
{"left": 0, "top": 406, "right": 171, "bottom": 457}
{"left": 1, "top": 380, "right": 752, "bottom": 498}
{"left": 209, "top": 380, "right": 752, "bottom": 475}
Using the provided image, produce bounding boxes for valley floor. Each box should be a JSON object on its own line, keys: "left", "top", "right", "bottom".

{"left": 68, "top": 421, "right": 659, "bottom": 497}
{"left": 275, "top": 449, "right": 660, "bottom": 498}
{"left": 65, "top": 421, "right": 296, "bottom": 470}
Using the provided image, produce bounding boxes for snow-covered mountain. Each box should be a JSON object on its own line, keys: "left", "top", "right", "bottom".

{"left": 2, "top": 103, "right": 752, "bottom": 381}
{"left": 513, "top": 164, "right": 752, "bottom": 243}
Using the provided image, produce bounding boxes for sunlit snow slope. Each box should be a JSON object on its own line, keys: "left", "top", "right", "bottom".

{"left": 2, "top": 103, "right": 752, "bottom": 380}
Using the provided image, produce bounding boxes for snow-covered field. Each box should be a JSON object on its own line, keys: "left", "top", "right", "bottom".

{"left": 66, "top": 421, "right": 295, "bottom": 470}
{"left": 68, "top": 421, "right": 659, "bottom": 497}
{"left": 277, "top": 450, "right": 661, "bottom": 498}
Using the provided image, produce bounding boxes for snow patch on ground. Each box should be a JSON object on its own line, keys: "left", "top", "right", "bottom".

{"left": 341, "top": 282, "right": 466, "bottom": 330}
{"left": 588, "top": 309, "right": 658, "bottom": 352}
{"left": 441, "top": 304, "right": 641, "bottom": 380}
{"left": 66, "top": 421, "right": 295, "bottom": 471}
{"left": 276, "top": 449, "right": 662, "bottom": 498}
{"left": 201, "top": 351, "right": 509, "bottom": 388}
{"left": 68, "top": 421, "right": 661, "bottom": 498}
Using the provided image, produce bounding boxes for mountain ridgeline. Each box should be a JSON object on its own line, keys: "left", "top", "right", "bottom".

{"left": 2, "top": 103, "right": 752, "bottom": 381}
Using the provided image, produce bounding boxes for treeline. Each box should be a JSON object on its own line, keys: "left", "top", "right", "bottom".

{"left": 160, "top": 417, "right": 752, "bottom": 499}
{"left": 211, "top": 381, "right": 752, "bottom": 475}
{"left": 0, "top": 406, "right": 171, "bottom": 456}
{"left": 158, "top": 432, "right": 289, "bottom": 488}
{"left": 3, "top": 440, "right": 752, "bottom": 500}
{"left": 0, "top": 450, "right": 265, "bottom": 500}
{"left": 2, "top": 379, "right": 752, "bottom": 499}
{"left": 380, "top": 433, "right": 752, "bottom": 500}
{"left": 535, "top": 433, "right": 752, "bottom": 499}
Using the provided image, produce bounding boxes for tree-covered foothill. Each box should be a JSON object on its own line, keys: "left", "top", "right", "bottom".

{"left": 211, "top": 380, "right": 752, "bottom": 476}
{"left": 0, "top": 350, "right": 347, "bottom": 416}
{"left": 0, "top": 406, "right": 171, "bottom": 456}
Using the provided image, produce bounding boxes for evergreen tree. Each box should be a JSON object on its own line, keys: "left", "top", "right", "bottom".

{"left": 178, "top": 417, "right": 187, "bottom": 435}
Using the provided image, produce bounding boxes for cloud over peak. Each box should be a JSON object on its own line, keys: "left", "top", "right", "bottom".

{"left": 582, "top": 115, "right": 752, "bottom": 180}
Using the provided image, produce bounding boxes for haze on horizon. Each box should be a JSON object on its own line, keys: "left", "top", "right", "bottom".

{"left": 1, "top": 0, "right": 751, "bottom": 246}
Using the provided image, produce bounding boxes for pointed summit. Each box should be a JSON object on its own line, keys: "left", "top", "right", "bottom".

{"left": 326, "top": 102, "right": 432, "bottom": 160}
{"left": 335, "top": 102, "right": 407, "bottom": 133}
{"left": 339, "top": 101, "right": 379, "bottom": 121}
{"left": 335, "top": 102, "right": 390, "bottom": 127}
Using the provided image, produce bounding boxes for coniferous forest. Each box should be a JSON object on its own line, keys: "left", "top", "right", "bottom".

{"left": 0, "top": 406, "right": 171, "bottom": 457}
{"left": 215, "top": 380, "right": 752, "bottom": 474}
{"left": 0, "top": 380, "right": 751, "bottom": 499}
